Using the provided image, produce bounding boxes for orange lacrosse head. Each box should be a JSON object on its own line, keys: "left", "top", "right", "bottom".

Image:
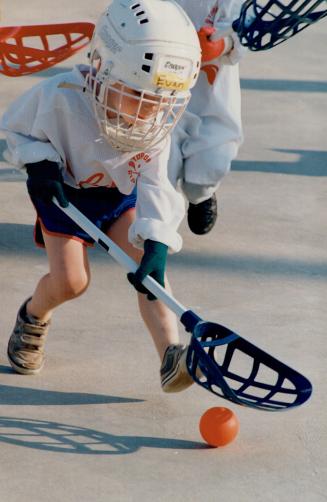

{"left": 0, "top": 22, "right": 95, "bottom": 77}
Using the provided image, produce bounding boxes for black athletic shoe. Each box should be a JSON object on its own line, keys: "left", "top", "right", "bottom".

{"left": 187, "top": 194, "right": 218, "bottom": 235}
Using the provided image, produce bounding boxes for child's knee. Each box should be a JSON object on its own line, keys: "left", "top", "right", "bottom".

{"left": 52, "top": 272, "right": 90, "bottom": 301}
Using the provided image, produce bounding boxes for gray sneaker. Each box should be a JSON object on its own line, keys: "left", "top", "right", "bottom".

{"left": 160, "top": 344, "right": 194, "bottom": 393}
{"left": 7, "top": 299, "right": 50, "bottom": 375}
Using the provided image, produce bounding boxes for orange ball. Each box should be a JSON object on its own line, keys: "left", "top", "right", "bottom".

{"left": 199, "top": 407, "right": 240, "bottom": 447}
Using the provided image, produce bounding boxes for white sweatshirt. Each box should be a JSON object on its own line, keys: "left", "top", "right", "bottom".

{"left": 0, "top": 65, "right": 185, "bottom": 253}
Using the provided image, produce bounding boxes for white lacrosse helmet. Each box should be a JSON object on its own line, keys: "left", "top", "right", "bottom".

{"left": 86, "top": 0, "right": 201, "bottom": 152}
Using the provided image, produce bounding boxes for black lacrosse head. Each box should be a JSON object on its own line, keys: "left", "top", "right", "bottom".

{"left": 233, "top": 0, "right": 327, "bottom": 50}
{"left": 186, "top": 320, "right": 312, "bottom": 411}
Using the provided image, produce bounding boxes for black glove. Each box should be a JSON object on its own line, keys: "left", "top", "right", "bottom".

{"left": 26, "top": 160, "right": 69, "bottom": 208}
{"left": 127, "top": 239, "right": 168, "bottom": 301}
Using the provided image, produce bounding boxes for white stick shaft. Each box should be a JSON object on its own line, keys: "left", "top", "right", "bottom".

{"left": 53, "top": 198, "right": 187, "bottom": 319}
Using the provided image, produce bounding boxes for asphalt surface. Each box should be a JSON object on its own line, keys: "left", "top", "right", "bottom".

{"left": 0, "top": 2, "right": 326, "bottom": 501}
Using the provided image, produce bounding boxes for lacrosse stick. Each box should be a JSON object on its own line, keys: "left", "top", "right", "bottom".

{"left": 204, "top": 0, "right": 327, "bottom": 57}
{"left": 0, "top": 22, "right": 95, "bottom": 76}
{"left": 231, "top": 0, "right": 327, "bottom": 50}
{"left": 53, "top": 198, "right": 312, "bottom": 412}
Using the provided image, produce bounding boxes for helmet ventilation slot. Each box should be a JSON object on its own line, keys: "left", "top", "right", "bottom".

{"left": 130, "top": 2, "right": 149, "bottom": 24}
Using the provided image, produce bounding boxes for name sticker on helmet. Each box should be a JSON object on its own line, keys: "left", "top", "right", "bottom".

{"left": 154, "top": 56, "right": 192, "bottom": 91}
{"left": 155, "top": 75, "right": 189, "bottom": 90}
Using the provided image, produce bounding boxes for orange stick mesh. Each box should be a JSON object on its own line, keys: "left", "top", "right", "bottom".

{"left": 0, "top": 22, "right": 95, "bottom": 77}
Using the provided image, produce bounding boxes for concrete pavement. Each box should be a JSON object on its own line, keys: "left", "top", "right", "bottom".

{"left": 0, "top": 2, "right": 326, "bottom": 501}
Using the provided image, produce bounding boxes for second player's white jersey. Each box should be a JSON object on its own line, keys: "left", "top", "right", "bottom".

{"left": 169, "top": 0, "right": 244, "bottom": 190}
{"left": 176, "top": 0, "right": 243, "bottom": 33}
{"left": 175, "top": 0, "right": 243, "bottom": 122}
{"left": 0, "top": 65, "right": 185, "bottom": 252}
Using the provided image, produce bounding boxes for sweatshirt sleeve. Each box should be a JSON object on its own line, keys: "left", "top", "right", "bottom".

{"left": 128, "top": 140, "right": 185, "bottom": 253}
{"left": 0, "top": 84, "right": 63, "bottom": 168}
{"left": 211, "top": 0, "right": 248, "bottom": 65}
{"left": 208, "top": 0, "right": 244, "bottom": 31}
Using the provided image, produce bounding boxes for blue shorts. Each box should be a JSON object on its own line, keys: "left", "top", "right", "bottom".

{"left": 29, "top": 184, "right": 137, "bottom": 247}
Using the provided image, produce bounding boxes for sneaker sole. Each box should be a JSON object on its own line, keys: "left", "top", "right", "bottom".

{"left": 161, "top": 349, "right": 194, "bottom": 393}
{"left": 7, "top": 351, "right": 44, "bottom": 375}
{"left": 162, "top": 371, "right": 194, "bottom": 393}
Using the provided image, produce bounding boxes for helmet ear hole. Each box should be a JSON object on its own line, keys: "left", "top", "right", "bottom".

{"left": 90, "top": 49, "right": 102, "bottom": 72}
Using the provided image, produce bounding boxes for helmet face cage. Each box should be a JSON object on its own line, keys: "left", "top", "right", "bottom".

{"left": 86, "top": 59, "right": 191, "bottom": 152}
{"left": 85, "top": 0, "right": 201, "bottom": 152}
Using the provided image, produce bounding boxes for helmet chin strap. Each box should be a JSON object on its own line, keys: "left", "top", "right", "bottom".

{"left": 57, "top": 81, "right": 87, "bottom": 92}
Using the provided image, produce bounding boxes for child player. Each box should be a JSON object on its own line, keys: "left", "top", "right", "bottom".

{"left": 170, "top": 0, "right": 246, "bottom": 234}
{"left": 0, "top": 0, "right": 201, "bottom": 392}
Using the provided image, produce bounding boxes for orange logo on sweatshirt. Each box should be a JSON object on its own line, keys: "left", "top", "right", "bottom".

{"left": 128, "top": 152, "right": 151, "bottom": 184}
{"left": 78, "top": 172, "right": 116, "bottom": 188}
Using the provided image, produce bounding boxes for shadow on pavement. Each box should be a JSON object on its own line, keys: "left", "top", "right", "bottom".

{"left": 241, "top": 78, "right": 327, "bottom": 93}
{"left": 0, "top": 417, "right": 205, "bottom": 454}
{"left": 170, "top": 251, "right": 327, "bottom": 279}
{"left": 0, "top": 223, "right": 326, "bottom": 279}
{"left": 233, "top": 149, "right": 327, "bottom": 176}
{"left": 0, "top": 381, "right": 143, "bottom": 406}
{"left": 0, "top": 167, "right": 26, "bottom": 182}
{"left": 0, "top": 223, "right": 40, "bottom": 255}
{"left": 0, "top": 139, "right": 7, "bottom": 160}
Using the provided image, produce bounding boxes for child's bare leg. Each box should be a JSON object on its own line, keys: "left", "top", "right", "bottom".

{"left": 27, "top": 233, "right": 91, "bottom": 322}
{"left": 106, "top": 209, "right": 180, "bottom": 360}
{"left": 8, "top": 233, "right": 90, "bottom": 375}
{"left": 107, "top": 209, "right": 193, "bottom": 392}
